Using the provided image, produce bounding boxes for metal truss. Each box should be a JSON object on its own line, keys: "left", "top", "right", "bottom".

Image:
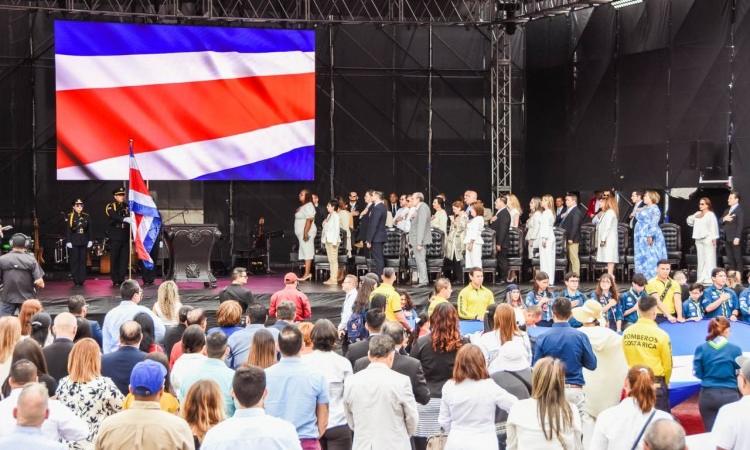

{"left": 517, "top": 0, "right": 610, "bottom": 20}
{"left": 490, "top": 25, "right": 511, "bottom": 196}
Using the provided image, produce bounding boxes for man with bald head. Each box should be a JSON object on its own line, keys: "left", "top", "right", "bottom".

{"left": 102, "top": 321, "right": 147, "bottom": 395}
{"left": 43, "top": 312, "right": 78, "bottom": 381}
{"left": 0, "top": 383, "right": 66, "bottom": 449}
{"left": 643, "top": 419, "right": 686, "bottom": 450}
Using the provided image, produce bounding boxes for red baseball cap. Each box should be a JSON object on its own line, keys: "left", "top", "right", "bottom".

{"left": 284, "top": 272, "right": 298, "bottom": 283}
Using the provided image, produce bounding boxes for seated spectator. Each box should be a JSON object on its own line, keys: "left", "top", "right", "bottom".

{"left": 42, "top": 312, "right": 77, "bottom": 381}
{"left": 0, "top": 317, "right": 20, "bottom": 387}
{"left": 123, "top": 352, "right": 179, "bottom": 414}
{"left": 19, "top": 299, "right": 43, "bottom": 339}
{"left": 343, "top": 335, "right": 417, "bottom": 450}
{"left": 265, "top": 326, "right": 329, "bottom": 448}
{"left": 95, "top": 360, "right": 194, "bottom": 449}
{"left": 101, "top": 321, "right": 147, "bottom": 395}
{"left": 133, "top": 312, "right": 164, "bottom": 354}
{"left": 169, "top": 308, "right": 208, "bottom": 368}
{"left": 201, "top": 366, "right": 300, "bottom": 449}
{"left": 683, "top": 283, "right": 705, "bottom": 321}
{"left": 643, "top": 419, "right": 687, "bottom": 450}
{"left": 0, "top": 359, "right": 87, "bottom": 442}
{"left": 102, "top": 280, "right": 165, "bottom": 354}
{"left": 246, "top": 329, "right": 277, "bottom": 369}
{"left": 345, "top": 309, "right": 386, "bottom": 367}
{"left": 227, "top": 304, "right": 279, "bottom": 369}
{"left": 162, "top": 305, "right": 194, "bottom": 357}
{"left": 68, "top": 295, "right": 102, "bottom": 347}
{"left": 506, "top": 357, "right": 582, "bottom": 449}
{"left": 182, "top": 379, "right": 225, "bottom": 449}
{"left": 354, "top": 320, "right": 430, "bottom": 405}
{"left": 207, "top": 301, "right": 244, "bottom": 338}
{"left": 270, "top": 301, "right": 297, "bottom": 333}
{"left": 29, "top": 312, "right": 52, "bottom": 347}
{"left": 55, "top": 338, "right": 123, "bottom": 447}
{"left": 180, "top": 332, "right": 235, "bottom": 417}
{"left": 2, "top": 339, "right": 57, "bottom": 398}
{"left": 302, "top": 319, "right": 354, "bottom": 449}
{"left": 590, "top": 365, "right": 673, "bottom": 450}
{"left": 438, "top": 344, "right": 517, "bottom": 449}
{"left": 269, "top": 273, "right": 311, "bottom": 322}
{"left": 219, "top": 267, "right": 255, "bottom": 312}
{"left": 152, "top": 280, "right": 182, "bottom": 326}
{"left": 171, "top": 325, "right": 208, "bottom": 394}
{"left": 0, "top": 383, "right": 67, "bottom": 450}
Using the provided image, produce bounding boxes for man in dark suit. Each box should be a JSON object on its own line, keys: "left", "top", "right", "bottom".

{"left": 388, "top": 192, "right": 399, "bottom": 217}
{"left": 366, "top": 191, "right": 388, "bottom": 277}
{"left": 354, "top": 321, "right": 430, "bottom": 405}
{"left": 355, "top": 190, "right": 373, "bottom": 244}
{"left": 345, "top": 309, "right": 385, "bottom": 367}
{"left": 102, "top": 320, "right": 147, "bottom": 395}
{"left": 43, "top": 312, "right": 77, "bottom": 381}
{"left": 490, "top": 195, "right": 511, "bottom": 283}
{"left": 67, "top": 295, "right": 102, "bottom": 348}
{"left": 559, "top": 192, "right": 585, "bottom": 276}
{"left": 722, "top": 190, "right": 744, "bottom": 271}
{"left": 622, "top": 190, "right": 644, "bottom": 229}
{"left": 348, "top": 191, "right": 365, "bottom": 228}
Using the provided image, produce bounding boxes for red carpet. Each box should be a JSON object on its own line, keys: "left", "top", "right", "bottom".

{"left": 671, "top": 393, "right": 704, "bottom": 435}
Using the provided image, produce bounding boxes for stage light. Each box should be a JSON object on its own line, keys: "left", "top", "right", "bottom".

{"left": 611, "top": 0, "right": 643, "bottom": 9}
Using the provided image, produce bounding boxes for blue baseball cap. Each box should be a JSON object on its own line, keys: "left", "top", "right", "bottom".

{"left": 129, "top": 360, "right": 166, "bottom": 396}
{"left": 506, "top": 283, "right": 520, "bottom": 292}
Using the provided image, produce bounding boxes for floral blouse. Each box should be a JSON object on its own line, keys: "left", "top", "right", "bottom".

{"left": 56, "top": 376, "right": 123, "bottom": 449}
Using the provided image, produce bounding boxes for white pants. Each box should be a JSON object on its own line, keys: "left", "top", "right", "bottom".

{"left": 565, "top": 387, "right": 592, "bottom": 450}
{"left": 539, "top": 240, "right": 556, "bottom": 285}
{"left": 696, "top": 238, "right": 716, "bottom": 284}
{"left": 464, "top": 243, "right": 483, "bottom": 269}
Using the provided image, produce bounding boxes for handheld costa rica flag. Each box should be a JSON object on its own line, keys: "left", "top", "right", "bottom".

{"left": 128, "top": 143, "right": 161, "bottom": 269}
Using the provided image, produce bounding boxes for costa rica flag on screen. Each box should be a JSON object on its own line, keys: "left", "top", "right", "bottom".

{"left": 54, "top": 20, "right": 315, "bottom": 181}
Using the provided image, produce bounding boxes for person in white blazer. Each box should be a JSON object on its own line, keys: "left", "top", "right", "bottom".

{"left": 538, "top": 195, "right": 557, "bottom": 285}
{"left": 595, "top": 196, "right": 619, "bottom": 277}
{"left": 686, "top": 197, "right": 719, "bottom": 284}
{"left": 464, "top": 202, "right": 486, "bottom": 269}
{"left": 343, "top": 335, "right": 418, "bottom": 450}
{"left": 525, "top": 197, "right": 542, "bottom": 257}
{"left": 321, "top": 200, "right": 342, "bottom": 286}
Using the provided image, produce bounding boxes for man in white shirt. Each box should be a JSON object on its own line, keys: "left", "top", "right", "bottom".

{"left": 337, "top": 275, "right": 358, "bottom": 336}
{"left": 713, "top": 356, "right": 750, "bottom": 450}
{"left": 102, "top": 280, "right": 165, "bottom": 353}
{"left": 0, "top": 360, "right": 87, "bottom": 442}
{"left": 0, "top": 383, "right": 66, "bottom": 450}
{"left": 344, "top": 335, "right": 417, "bottom": 450}
{"left": 170, "top": 325, "right": 207, "bottom": 394}
{"left": 393, "top": 194, "right": 413, "bottom": 233}
{"left": 202, "top": 366, "right": 301, "bottom": 450}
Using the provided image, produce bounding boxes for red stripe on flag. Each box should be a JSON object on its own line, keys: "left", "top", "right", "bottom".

{"left": 129, "top": 167, "right": 149, "bottom": 195}
{"left": 56, "top": 73, "right": 315, "bottom": 169}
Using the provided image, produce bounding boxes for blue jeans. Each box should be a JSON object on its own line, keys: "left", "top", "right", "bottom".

{"left": 0, "top": 302, "right": 19, "bottom": 317}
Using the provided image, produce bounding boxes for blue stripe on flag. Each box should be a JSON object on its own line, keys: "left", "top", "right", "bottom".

{"left": 194, "top": 145, "right": 315, "bottom": 181}
{"left": 129, "top": 202, "right": 161, "bottom": 219}
{"left": 55, "top": 21, "right": 315, "bottom": 56}
{"left": 141, "top": 216, "right": 162, "bottom": 270}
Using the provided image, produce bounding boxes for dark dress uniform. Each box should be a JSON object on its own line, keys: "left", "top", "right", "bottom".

{"left": 66, "top": 200, "right": 91, "bottom": 286}
{"left": 106, "top": 188, "right": 130, "bottom": 286}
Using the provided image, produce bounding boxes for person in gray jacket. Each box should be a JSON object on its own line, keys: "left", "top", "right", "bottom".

{"left": 408, "top": 193, "right": 433, "bottom": 287}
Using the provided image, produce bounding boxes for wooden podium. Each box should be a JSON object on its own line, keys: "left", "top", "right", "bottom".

{"left": 163, "top": 224, "right": 221, "bottom": 287}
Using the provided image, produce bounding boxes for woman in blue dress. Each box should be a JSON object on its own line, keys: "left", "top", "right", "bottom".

{"left": 634, "top": 190, "right": 667, "bottom": 279}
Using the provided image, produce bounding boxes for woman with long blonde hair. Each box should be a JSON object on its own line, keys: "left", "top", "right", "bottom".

{"left": 525, "top": 197, "right": 543, "bottom": 257}
{"left": 506, "top": 357, "right": 582, "bottom": 449}
{"left": 0, "top": 317, "right": 21, "bottom": 385}
{"left": 507, "top": 194, "right": 523, "bottom": 229}
{"left": 153, "top": 280, "right": 182, "bottom": 325}
{"left": 56, "top": 338, "right": 123, "bottom": 447}
{"left": 478, "top": 304, "right": 531, "bottom": 373}
{"left": 182, "top": 379, "right": 225, "bottom": 448}
{"left": 538, "top": 195, "right": 557, "bottom": 285}
{"left": 595, "top": 195, "right": 619, "bottom": 277}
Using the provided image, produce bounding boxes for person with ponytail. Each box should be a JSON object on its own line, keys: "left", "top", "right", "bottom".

{"left": 590, "top": 365, "right": 673, "bottom": 450}
{"left": 693, "top": 317, "right": 742, "bottom": 431}
{"left": 506, "top": 357, "right": 582, "bottom": 449}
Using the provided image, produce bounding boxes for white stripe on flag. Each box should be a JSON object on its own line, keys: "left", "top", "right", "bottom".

{"left": 57, "top": 119, "right": 314, "bottom": 180}
{"left": 128, "top": 190, "right": 158, "bottom": 210}
{"left": 55, "top": 51, "right": 315, "bottom": 91}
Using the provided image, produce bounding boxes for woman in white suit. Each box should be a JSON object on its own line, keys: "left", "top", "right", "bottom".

{"left": 595, "top": 196, "right": 619, "bottom": 277}
{"left": 687, "top": 197, "right": 719, "bottom": 284}
{"left": 464, "top": 202, "right": 485, "bottom": 269}
{"left": 538, "top": 195, "right": 557, "bottom": 285}
{"left": 525, "top": 197, "right": 542, "bottom": 257}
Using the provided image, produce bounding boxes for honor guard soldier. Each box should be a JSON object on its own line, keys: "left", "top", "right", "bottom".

{"left": 105, "top": 187, "right": 132, "bottom": 287}
{"left": 66, "top": 199, "right": 92, "bottom": 286}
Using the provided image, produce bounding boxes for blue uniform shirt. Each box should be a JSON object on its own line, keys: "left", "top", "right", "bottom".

{"left": 560, "top": 290, "right": 586, "bottom": 327}
{"left": 701, "top": 285, "right": 739, "bottom": 319}
{"left": 619, "top": 288, "right": 645, "bottom": 324}
{"left": 533, "top": 322, "right": 597, "bottom": 386}
{"left": 682, "top": 299, "right": 704, "bottom": 320}
{"left": 589, "top": 292, "right": 623, "bottom": 323}
{"left": 525, "top": 289, "right": 556, "bottom": 322}
{"left": 739, "top": 288, "right": 750, "bottom": 322}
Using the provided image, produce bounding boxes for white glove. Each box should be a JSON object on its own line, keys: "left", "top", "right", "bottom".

{"left": 66, "top": 242, "right": 73, "bottom": 249}
{"left": 87, "top": 241, "right": 93, "bottom": 248}
{"left": 122, "top": 217, "right": 133, "bottom": 225}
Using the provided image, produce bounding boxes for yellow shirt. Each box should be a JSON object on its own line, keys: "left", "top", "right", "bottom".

{"left": 457, "top": 284, "right": 494, "bottom": 320}
{"left": 370, "top": 283, "right": 402, "bottom": 322}
{"left": 427, "top": 296, "right": 450, "bottom": 318}
{"left": 123, "top": 391, "right": 180, "bottom": 414}
{"left": 622, "top": 318, "right": 673, "bottom": 383}
{"left": 646, "top": 277, "right": 681, "bottom": 316}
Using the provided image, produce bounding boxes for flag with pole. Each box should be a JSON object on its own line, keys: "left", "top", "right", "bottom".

{"left": 128, "top": 141, "right": 161, "bottom": 269}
